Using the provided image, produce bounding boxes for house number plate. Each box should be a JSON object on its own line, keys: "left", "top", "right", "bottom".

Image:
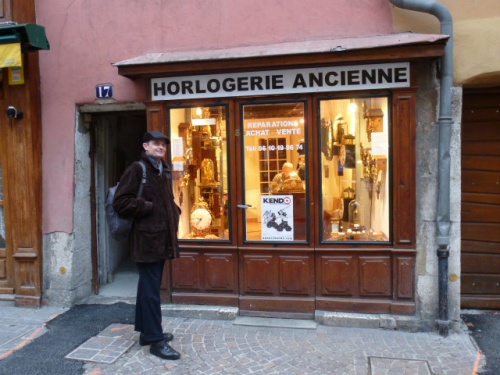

{"left": 96, "top": 84, "right": 113, "bottom": 99}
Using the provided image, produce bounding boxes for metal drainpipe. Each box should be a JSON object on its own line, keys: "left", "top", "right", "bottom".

{"left": 389, "top": 0, "right": 454, "bottom": 337}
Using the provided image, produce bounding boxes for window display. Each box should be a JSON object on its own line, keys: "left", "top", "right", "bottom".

{"left": 169, "top": 106, "right": 229, "bottom": 240}
{"left": 320, "top": 97, "right": 389, "bottom": 242}
{"left": 170, "top": 98, "right": 387, "bottom": 243}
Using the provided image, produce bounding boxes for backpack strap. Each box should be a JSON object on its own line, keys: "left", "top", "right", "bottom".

{"left": 136, "top": 161, "right": 146, "bottom": 198}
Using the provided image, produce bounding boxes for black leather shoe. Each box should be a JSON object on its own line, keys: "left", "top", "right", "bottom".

{"left": 139, "top": 332, "right": 174, "bottom": 346}
{"left": 150, "top": 340, "right": 181, "bottom": 360}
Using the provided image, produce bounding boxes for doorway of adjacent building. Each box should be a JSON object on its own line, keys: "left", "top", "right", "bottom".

{"left": 92, "top": 111, "right": 146, "bottom": 297}
{"left": 461, "top": 87, "right": 500, "bottom": 309}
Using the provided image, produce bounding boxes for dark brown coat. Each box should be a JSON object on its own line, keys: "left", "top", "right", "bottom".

{"left": 113, "top": 152, "right": 181, "bottom": 262}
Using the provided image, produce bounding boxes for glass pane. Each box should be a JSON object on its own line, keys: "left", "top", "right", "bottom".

{"left": 320, "top": 97, "right": 390, "bottom": 242}
{"left": 270, "top": 160, "right": 278, "bottom": 172}
{"left": 169, "top": 106, "right": 229, "bottom": 240}
{"left": 242, "top": 102, "right": 307, "bottom": 242}
{"left": 0, "top": 161, "right": 5, "bottom": 248}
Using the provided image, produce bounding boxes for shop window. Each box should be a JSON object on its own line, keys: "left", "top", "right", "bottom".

{"left": 320, "top": 97, "right": 390, "bottom": 242}
{"left": 242, "top": 102, "right": 307, "bottom": 242}
{"left": 169, "top": 106, "right": 229, "bottom": 240}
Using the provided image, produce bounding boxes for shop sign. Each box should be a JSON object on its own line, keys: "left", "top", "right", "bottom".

{"left": 0, "top": 43, "right": 22, "bottom": 68}
{"left": 152, "top": 62, "right": 409, "bottom": 101}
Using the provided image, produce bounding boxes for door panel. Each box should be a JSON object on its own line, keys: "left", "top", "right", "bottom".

{"left": 0, "top": 59, "right": 43, "bottom": 305}
{"left": 241, "top": 255, "right": 275, "bottom": 294}
{"left": 462, "top": 202, "right": 500, "bottom": 223}
{"left": 462, "top": 253, "right": 500, "bottom": 274}
{"left": 237, "top": 100, "right": 315, "bottom": 318}
{"left": 239, "top": 252, "right": 315, "bottom": 318}
{"left": 318, "top": 256, "right": 357, "bottom": 296}
{"left": 461, "top": 240, "right": 500, "bottom": 255}
{"left": 395, "top": 256, "right": 415, "bottom": 300}
{"left": 462, "top": 275, "right": 500, "bottom": 295}
{"left": 279, "top": 255, "right": 313, "bottom": 295}
{"left": 359, "top": 256, "right": 392, "bottom": 297}
{"left": 461, "top": 88, "right": 500, "bottom": 309}
{"left": 240, "top": 253, "right": 314, "bottom": 297}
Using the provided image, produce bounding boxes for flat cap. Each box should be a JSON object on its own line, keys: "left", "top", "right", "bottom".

{"left": 143, "top": 131, "right": 170, "bottom": 144}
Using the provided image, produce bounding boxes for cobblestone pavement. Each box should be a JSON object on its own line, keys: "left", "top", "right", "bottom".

{"left": 0, "top": 304, "right": 484, "bottom": 375}
{"left": 81, "top": 318, "right": 481, "bottom": 375}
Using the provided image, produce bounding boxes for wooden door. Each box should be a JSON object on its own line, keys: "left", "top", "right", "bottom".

{"left": 237, "top": 99, "right": 316, "bottom": 319}
{"left": 461, "top": 88, "right": 500, "bottom": 309}
{"left": 0, "top": 125, "right": 13, "bottom": 296}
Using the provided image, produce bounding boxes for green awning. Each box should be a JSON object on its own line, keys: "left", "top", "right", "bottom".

{"left": 0, "top": 23, "right": 50, "bottom": 51}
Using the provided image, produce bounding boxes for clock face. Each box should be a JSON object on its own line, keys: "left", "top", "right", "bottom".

{"left": 190, "top": 208, "right": 212, "bottom": 230}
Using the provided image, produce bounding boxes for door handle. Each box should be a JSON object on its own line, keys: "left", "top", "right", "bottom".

{"left": 237, "top": 204, "right": 252, "bottom": 209}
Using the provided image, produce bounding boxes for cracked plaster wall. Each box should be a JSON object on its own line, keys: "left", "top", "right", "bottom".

{"left": 414, "top": 60, "right": 462, "bottom": 331}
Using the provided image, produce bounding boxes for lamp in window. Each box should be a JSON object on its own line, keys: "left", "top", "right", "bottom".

{"left": 191, "top": 107, "right": 216, "bottom": 126}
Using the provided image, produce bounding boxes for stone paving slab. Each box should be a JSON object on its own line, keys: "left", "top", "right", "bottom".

{"left": 98, "top": 323, "right": 136, "bottom": 339}
{"left": 369, "top": 357, "right": 432, "bottom": 375}
{"left": 234, "top": 316, "right": 318, "bottom": 330}
{"left": 65, "top": 324, "right": 135, "bottom": 364}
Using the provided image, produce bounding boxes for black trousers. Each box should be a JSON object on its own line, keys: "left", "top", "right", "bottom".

{"left": 135, "top": 259, "right": 165, "bottom": 343}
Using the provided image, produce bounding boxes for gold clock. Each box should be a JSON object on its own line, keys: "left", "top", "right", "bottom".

{"left": 190, "top": 208, "right": 212, "bottom": 231}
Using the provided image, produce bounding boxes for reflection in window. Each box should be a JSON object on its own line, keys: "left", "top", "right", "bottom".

{"left": 320, "top": 97, "right": 390, "bottom": 242}
{"left": 258, "top": 137, "right": 287, "bottom": 194}
{"left": 169, "top": 106, "right": 229, "bottom": 240}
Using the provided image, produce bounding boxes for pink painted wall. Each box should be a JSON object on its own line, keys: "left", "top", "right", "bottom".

{"left": 37, "top": 0, "right": 393, "bottom": 233}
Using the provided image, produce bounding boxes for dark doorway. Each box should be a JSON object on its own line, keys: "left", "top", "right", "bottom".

{"left": 92, "top": 111, "right": 146, "bottom": 296}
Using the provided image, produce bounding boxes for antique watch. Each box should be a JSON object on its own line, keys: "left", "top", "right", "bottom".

{"left": 190, "top": 208, "right": 212, "bottom": 230}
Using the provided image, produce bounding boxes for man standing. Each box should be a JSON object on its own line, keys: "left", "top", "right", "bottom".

{"left": 113, "top": 131, "right": 181, "bottom": 360}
